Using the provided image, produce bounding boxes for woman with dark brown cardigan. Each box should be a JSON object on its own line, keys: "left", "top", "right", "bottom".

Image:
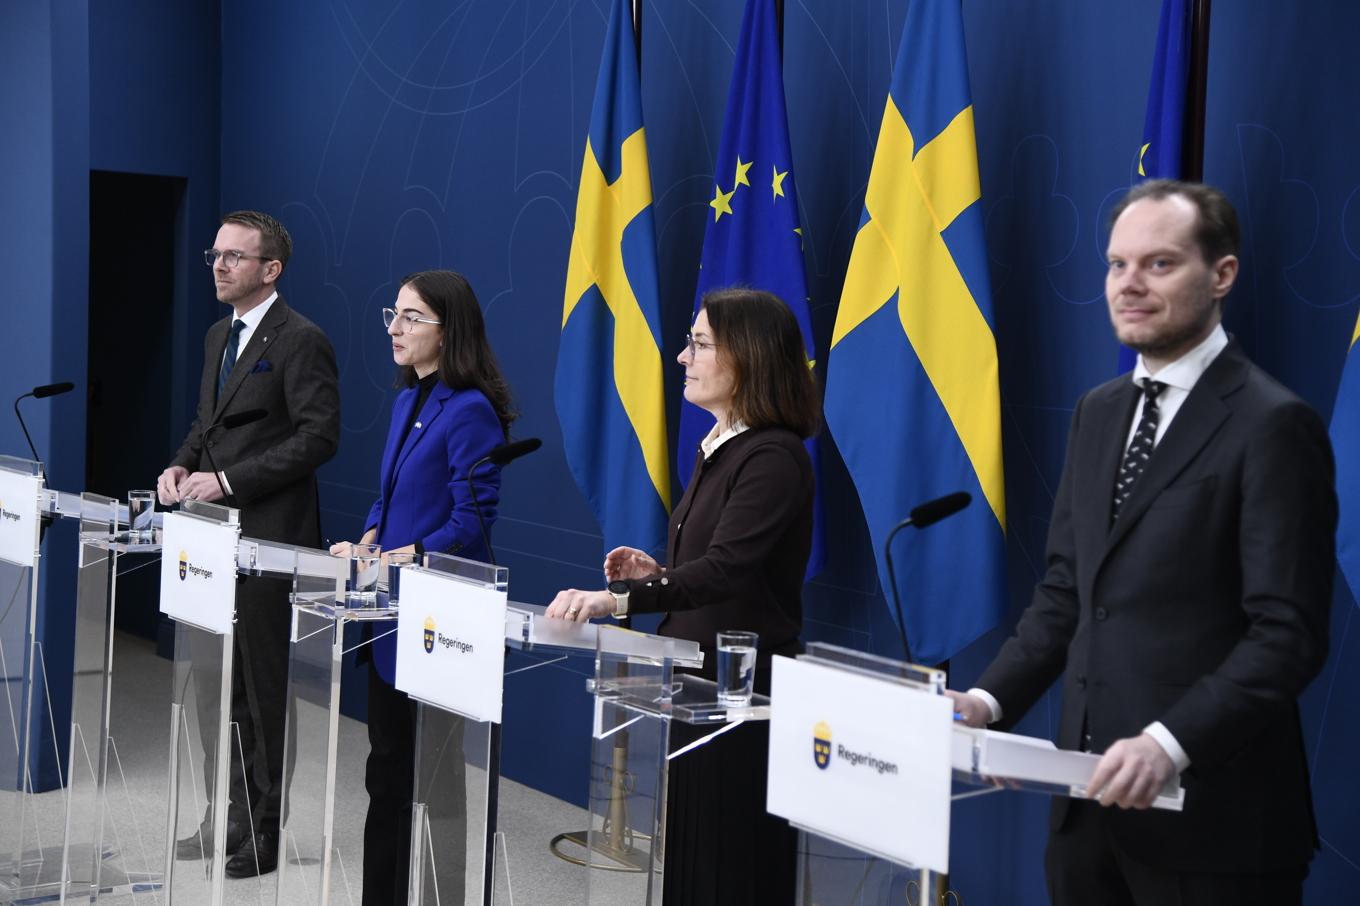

{"left": 548, "top": 286, "right": 820, "bottom": 906}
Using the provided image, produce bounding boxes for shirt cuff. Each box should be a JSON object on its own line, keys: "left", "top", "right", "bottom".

{"left": 1143, "top": 721, "right": 1191, "bottom": 773}
{"left": 218, "top": 471, "right": 233, "bottom": 496}
{"left": 966, "top": 688, "right": 1003, "bottom": 724}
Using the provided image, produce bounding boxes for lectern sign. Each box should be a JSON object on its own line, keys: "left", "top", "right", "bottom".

{"left": 0, "top": 469, "right": 41, "bottom": 568}
{"left": 395, "top": 566, "right": 507, "bottom": 723}
{"left": 158, "top": 511, "right": 239, "bottom": 635}
{"left": 767, "top": 655, "right": 954, "bottom": 874}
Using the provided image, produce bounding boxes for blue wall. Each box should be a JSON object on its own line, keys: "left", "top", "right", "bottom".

{"left": 5, "top": 0, "right": 1360, "bottom": 902}
{"left": 0, "top": 0, "right": 219, "bottom": 788}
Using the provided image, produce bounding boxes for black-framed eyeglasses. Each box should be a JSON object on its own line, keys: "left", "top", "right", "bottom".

{"left": 382, "top": 308, "right": 442, "bottom": 332}
{"left": 684, "top": 333, "right": 719, "bottom": 357}
{"left": 204, "top": 249, "right": 273, "bottom": 269}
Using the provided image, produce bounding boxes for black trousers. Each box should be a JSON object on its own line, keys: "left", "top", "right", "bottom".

{"left": 363, "top": 661, "right": 467, "bottom": 906}
{"left": 662, "top": 718, "right": 796, "bottom": 906}
{"left": 194, "top": 574, "right": 293, "bottom": 834}
{"left": 1046, "top": 800, "right": 1306, "bottom": 906}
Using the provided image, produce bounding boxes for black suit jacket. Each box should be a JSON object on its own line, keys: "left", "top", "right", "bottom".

{"left": 170, "top": 296, "right": 340, "bottom": 547}
{"left": 977, "top": 340, "right": 1336, "bottom": 873}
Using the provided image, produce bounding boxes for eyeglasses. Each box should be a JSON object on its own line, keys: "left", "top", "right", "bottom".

{"left": 382, "top": 308, "right": 442, "bottom": 332}
{"left": 684, "top": 333, "right": 719, "bottom": 357}
{"left": 204, "top": 249, "right": 273, "bottom": 269}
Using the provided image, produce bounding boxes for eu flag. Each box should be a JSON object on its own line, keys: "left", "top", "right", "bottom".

{"left": 555, "top": 0, "right": 670, "bottom": 555}
{"left": 1331, "top": 311, "right": 1360, "bottom": 607}
{"left": 1137, "top": 0, "right": 1192, "bottom": 182}
{"left": 823, "top": 0, "right": 1005, "bottom": 665}
{"left": 674, "top": 0, "right": 824, "bottom": 577}
{"left": 1122, "top": 0, "right": 1193, "bottom": 372}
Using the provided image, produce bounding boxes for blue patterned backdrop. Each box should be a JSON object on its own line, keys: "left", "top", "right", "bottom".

{"left": 3, "top": 0, "right": 1358, "bottom": 902}
{"left": 207, "top": 0, "right": 1360, "bottom": 901}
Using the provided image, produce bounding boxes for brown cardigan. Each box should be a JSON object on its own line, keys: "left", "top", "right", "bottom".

{"left": 627, "top": 426, "right": 813, "bottom": 666}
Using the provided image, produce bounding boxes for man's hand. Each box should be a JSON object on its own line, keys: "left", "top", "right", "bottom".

{"left": 545, "top": 589, "right": 614, "bottom": 623}
{"left": 945, "top": 690, "right": 992, "bottom": 728}
{"left": 1086, "top": 733, "right": 1176, "bottom": 809}
{"left": 176, "top": 471, "right": 226, "bottom": 503}
{"left": 156, "top": 466, "right": 190, "bottom": 505}
{"left": 603, "top": 546, "right": 660, "bottom": 581}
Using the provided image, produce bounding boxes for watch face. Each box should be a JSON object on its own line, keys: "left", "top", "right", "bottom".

{"left": 608, "top": 580, "right": 630, "bottom": 595}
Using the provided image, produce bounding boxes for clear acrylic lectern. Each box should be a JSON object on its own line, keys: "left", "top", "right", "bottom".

{"left": 0, "top": 455, "right": 50, "bottom": 899}
{"left": 276, "top": 551, "right": 503, "bottom": 906}
{"left": 578, "top": 624, "right": 735, "bottom": 906}
{"left": 782, "top": 642, "right": 1183, "bottom": 905}
{"left": 159, "top": 500, "right": 243, "bottom": 905}
{"left": 60, "top": 491, "right": 163, "bottom": 903}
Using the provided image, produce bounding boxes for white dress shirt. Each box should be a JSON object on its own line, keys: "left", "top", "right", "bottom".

{"left": 223, "top": 291, "right": 278, "bottom": 369}
{"left": 968, "top": 324, "right": 1231, "bottom": 774}
{"left": 700, "top": 419, "right": 749, "bottom": 459}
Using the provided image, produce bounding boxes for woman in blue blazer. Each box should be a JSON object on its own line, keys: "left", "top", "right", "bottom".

{"left": 332, "top": 269, "right": 513, "bottom": 904}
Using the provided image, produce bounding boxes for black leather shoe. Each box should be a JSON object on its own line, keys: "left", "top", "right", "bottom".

{"left": 224, "top": 830, "right": 278, "bottom": 878}
{"left": 175, "top": 818, "right": 247, "bottom": 860}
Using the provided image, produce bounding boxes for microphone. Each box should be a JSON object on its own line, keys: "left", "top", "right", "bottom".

{"left": 485, "top": 437, "right": 542, "bottom": 467}
{"left": 466, "top": 437, "right": 542, "bottom": 566}
{"left": 220, "top": 408, "right": 268, "bottom": 431}
{"left": 199, "top": 408, "right": 269, "bottom": 502}
{"left": 32, "top": 382, "right": 75, "bottom": 400}
{"left": 14, "top": 381, "right": 76, "bottom": 480}
{"left": 904, "top": 491, "right": 971, "bottom": 529}
{"left": 882, "top": 491, "right": 972, "bottom": 663}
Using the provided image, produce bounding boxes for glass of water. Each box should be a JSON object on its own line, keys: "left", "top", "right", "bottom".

{"left": 346, "top": 543, "right": 382, "bottom": 607}
{"left": 127, "top": 490, "right": 155, "bottom": 542}
{"left": 716, "top": 630, "right": 759, "bottom": 707}
{"left": 384, "top": 551, "right": 418, "bottom": 606}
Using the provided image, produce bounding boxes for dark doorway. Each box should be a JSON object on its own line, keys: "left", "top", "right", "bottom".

{"left": 87, "top": 171, "right": 183, "bottom": 640}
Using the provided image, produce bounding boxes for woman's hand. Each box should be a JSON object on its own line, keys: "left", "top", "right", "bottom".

{"left": 546, "top": 589, "right": 614, "bottom": 623}
{"left": 603, "top": 546, "right": 660, "bottom": 581}
{"left": 330, "top": 529, "right": 380, "bottom": 558}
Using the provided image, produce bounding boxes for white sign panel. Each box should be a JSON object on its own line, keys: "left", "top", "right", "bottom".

{"left": 395, "top": 567, "right": 507, "bottom": 724}
{"left": 0, "top": 470, "right": 41, "bottom": 569}
{"left": 159, "top": 511, "right": 239, "bottom": 635}
{"left": 767, "top": 655, "right": 954, "bottom": 874}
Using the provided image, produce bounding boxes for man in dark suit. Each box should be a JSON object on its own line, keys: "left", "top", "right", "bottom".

{"left": 949, "top": 180, "right": 1336, "bottom": 906}
{"left": 156, "top": 210, "right": 340, "bottom": 878}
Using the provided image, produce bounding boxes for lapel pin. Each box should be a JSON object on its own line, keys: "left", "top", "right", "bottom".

{"left": 415, "top": 421, "right": 422, "bottom": 429}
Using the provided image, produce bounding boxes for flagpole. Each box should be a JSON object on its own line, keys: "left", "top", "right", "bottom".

{"left": 1181, "top": 0, "right": 1211, "bottom": 180}
{"left": 632, "top": 0, "right": 642, "bottom": 61}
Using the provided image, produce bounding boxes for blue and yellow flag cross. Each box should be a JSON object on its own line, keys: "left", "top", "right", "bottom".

{"left": 825, "top": 0, "right": 1005, "bottom": 665}
{"left": 555, "top": 0, "right": 670, "bottom": 555}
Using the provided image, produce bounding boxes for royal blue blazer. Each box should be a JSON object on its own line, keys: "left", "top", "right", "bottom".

{"left": 364, "top": 380, "right": 503, "bottom": 683}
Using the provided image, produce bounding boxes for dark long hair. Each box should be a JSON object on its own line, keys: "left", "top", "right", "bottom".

{"left": 701, "top": 287, "right": 820, "bottom": 439}
{"left": 396, "top": 270, "right": 516, "bottom": 436}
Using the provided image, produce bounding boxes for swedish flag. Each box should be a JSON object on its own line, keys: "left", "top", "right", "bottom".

{"left": 1331, "top": 311, "right": 1360, "bottom": 607}
{"left": 823, "top": 0, "right": 1005, "bottom": 665}
{"left": 674, "top": 0, "right": 824, "bottom": 576}
{"left": 555, "top": 0, "right": 670, "bottom": 555}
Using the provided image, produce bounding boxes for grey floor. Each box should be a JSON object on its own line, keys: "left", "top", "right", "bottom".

{"left": 15, "top": 632, "right": 653, "bottom": 906}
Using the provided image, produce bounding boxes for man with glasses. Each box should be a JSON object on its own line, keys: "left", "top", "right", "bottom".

{"left": 156, "top": 210, "right": 340, "bottom": 877}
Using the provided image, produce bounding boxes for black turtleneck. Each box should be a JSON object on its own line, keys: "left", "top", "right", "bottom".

{"left": 398, "top": 371, "right": 440, "bottom": 453}
{"left": 394, "top": 371, "right": 439, "bottom": 557}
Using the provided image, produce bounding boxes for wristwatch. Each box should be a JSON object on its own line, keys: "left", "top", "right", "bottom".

{"left": 607, "top": 580, "right": 630, "bottom": 618}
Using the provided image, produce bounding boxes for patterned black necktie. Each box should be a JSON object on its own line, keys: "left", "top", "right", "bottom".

{"left": 217, "top": 319, "right": 247, "bottom": 400}
{"left": 1112, "top": 378, "right": 1167, "bottom": 520}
